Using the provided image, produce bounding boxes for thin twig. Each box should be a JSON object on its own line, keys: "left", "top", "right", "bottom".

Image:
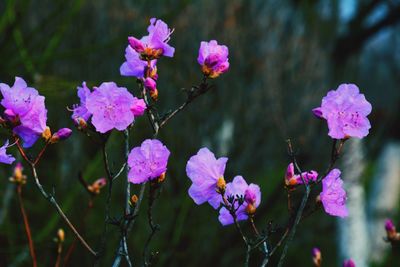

{"left": 16, "top": 184, "right": 37, "bottom": 267}
{"left": 15, "top": 140, "right": 97, "bottom": 256}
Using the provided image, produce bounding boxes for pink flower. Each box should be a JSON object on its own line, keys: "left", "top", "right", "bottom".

{"left": 127, "top": 139, "right": 170, "bottom": 184}
{"left": 285, "top": 163, "right": 318, "bottom": 186}
{"left": 186, "top": 147, "right": 228, "bottom": 209}
{"left": 313, "top": 84, "right": 372, "bottom": 139}
{"left": 0, "top": 77, "right": 47, "bottom": 147}
{"left": 218, "top": 176, "right": 261, "bottom": 226}
{"left": 85, "top": 82, "right": 136, "bottom": 133}
{"left": 0, "top": 140, "right": 15, "bottom": 164}
{"left": 198, "top": 40, "right": 229, "bottom": 78}
{"left": 320, "top": 169, "right": 348, "bottom": 218}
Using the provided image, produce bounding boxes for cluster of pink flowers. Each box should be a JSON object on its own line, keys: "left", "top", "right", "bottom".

{"left": 186, "top": 148, "right": 261, "bottom": 225}
{"left": 0, "top": 77, "right": 48, "bottom": 147}
{"left": 0, "top": 77, "right": 72, "bottom": 164}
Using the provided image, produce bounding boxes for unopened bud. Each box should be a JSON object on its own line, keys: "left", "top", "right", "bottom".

{"left": 57, "top": 228, "right": 65, "bottom": 243}
{"left": 87, "top": 178, "right": 107, "bottom": 195}
{"left": 312, "top": 247, "right": 322, "bottom": 267}
{"left": 385, "top": 219, "right": 400, "bottom": 241}
{"left": 9, "top": 163, "right": 27, "bottom": 184}
{"left": 42, "top": 127, "right": 52, "bottom": 141}
{"left": 128, "top": 36, "right": 145, "bottom": 53}
{"left": 131, "top": 194, "right": 138, "bottom": 205}
{"left": 50, "top": 128, "right": 72, "bottom": 144}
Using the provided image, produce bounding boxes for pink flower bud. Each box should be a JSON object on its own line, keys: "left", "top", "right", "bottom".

{"left": 385, "top": 219, "right": 396, "bottom": 232}
{"left": 312, "top": 247, "right": 322, "bottom": 267}
{"left": 312, "top": 107, "right": 323, "bottom": 119}
{"left": 144, "top": 77, "right": 157, "bottom": 91}
{"left": 131, "top": 98, "right": 147, "bottom": 116}
{"left": 51, "top": 128, "right": 72, "bottom": 143}
{"left": 128, "top": 36, "right": 145, "bottom": 53}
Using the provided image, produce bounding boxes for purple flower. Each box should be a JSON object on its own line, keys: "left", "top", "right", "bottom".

{"left": 71, "top": 82, "right": 91, "bottom": 124}
{"left": 128, "top": 18, "right": 175, "bottom": 59}
{"left": 285, "top": 163, "right": 318, "bottom": 186}
{"left": 313, "top": 84, "right": 372, "bottom": 139}
{"left": 320, "top": 169, "right": 348, "bottom": 218}
{"left": 0, "top": 77, "right": 47, "bottom": 147}
{"left": 218, "top": 176, "right": 261, "bottom": 226}
{"left": 0, "top": 140, "right": 15, "bottom": 164}
{"left": 127, "top": 139, "right": 170, "bottom": 184}
{"left": 51, "top": 128, "right": 72, "bottom": 143}
{"left": 198, "top": 40, "right": 229, "bottom": 78}
{"left": 131, "top": 97, "right": 147, "bottom": 116}
{"left": 186, "top": 147, "right": 228, "bottom": 209}
{"left": 86, "top": 82, "right": 136, "bottom": 133}
{"left": 120, "top": 45, "right": 157, "bottom": 78}
{"left": 343, "top": 259, "right": 356, "bottom": 267}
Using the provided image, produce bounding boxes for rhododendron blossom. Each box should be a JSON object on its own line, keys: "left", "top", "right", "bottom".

{"left": 218, "top": 176, "right": 261, "bottom": 226}
{"left": 313, "top": 83, "right": 372, "bottom": 139}
{"left": 85, "top": 82, "right": 142, "bottom": 133}
{"left": 0, "top": 140, "right": 15, "bottom": 164}
{"left": 0, "top": 77, "right": 47, "bottom": 147}
{"left": 198, "top": 40, "right": 229, "bottom": 78}
{"left": 186, "top": 147, "right": 228, "bottom": 209}
{"left": 127, "top": 139, "right": 170, "bottom": 184}
{"left": 320, "top": 169, "right": 348, "bottom": 218}
{"left": 285, "top": 162, "right": 318, "bottom": 186}
{"left": 128, "top": 18, "right": 175, "bottom": 59}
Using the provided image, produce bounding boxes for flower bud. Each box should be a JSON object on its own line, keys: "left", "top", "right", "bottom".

{"left": 128, "top": 36, "right": 145, "bottom": 53}
{"left": 50, "top": 128, "right": 72, "bottom": 143}
{"left": 42, "top": 126, "right": 52, "bottom": 141}
{"left": 87, "top": 178, "right": 107, "bottom": 195}
{"left": 131, "top": 194, "right": 138, "bottom": 205}
{"left": 144, "top": 77, "right": 157, "bottom": 91}
{"left": 385, "top": 219, "right": 400, "bottom": 241}
{"left": 9, "top": 163, "right": 27, "bottom": 184}
{"left": 312, "top": 107, "right": 323, "bottom": 119}
{"left": 312, "top": 247, "right": 322, "bottom": 267}
{"left": 57, "top": 228, "right": 65, "bottom": 243}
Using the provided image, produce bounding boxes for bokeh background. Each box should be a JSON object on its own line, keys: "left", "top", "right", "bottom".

{"left": 0, "top": 0, "right": 400, "bottom": 266}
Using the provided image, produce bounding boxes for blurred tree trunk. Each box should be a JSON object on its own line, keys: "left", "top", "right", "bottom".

{"left": 338, "top": 139, "right": 369, "bottom": 267}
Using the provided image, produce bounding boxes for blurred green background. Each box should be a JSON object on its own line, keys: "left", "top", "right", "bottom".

{"left": 1, "top": 0, "right": 400, "bottom": 266}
